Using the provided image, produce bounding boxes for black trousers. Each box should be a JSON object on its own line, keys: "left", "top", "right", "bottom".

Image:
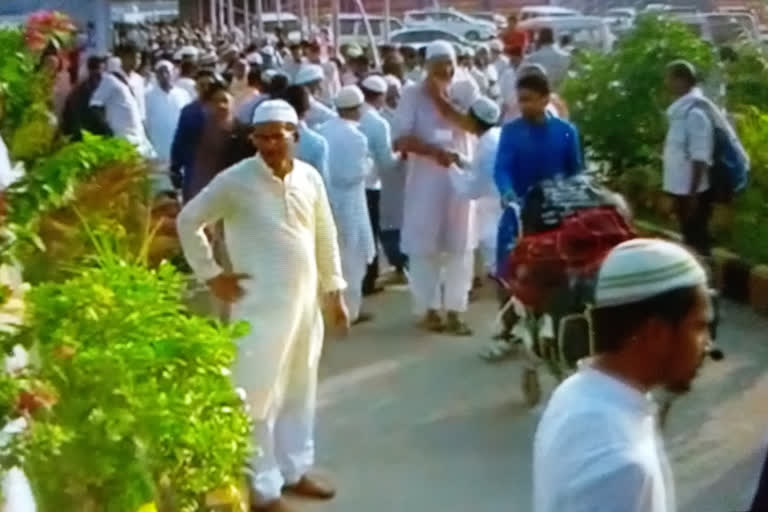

{"left": 673, "top": 190, "right": 714, "bottom": 257}
{"left": 363, "top": 189, "right": 381, "bottom": 293}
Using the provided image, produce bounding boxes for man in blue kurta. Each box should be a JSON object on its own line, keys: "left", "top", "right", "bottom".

{"left": 170, "top": 69, "right": 215, "bottom": 202}
{"left": 490, "top": 71, "right": 582, "bottom": 357}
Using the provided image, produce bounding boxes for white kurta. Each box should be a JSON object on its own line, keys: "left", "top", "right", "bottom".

{"left": 176, "top": 155, "right": 346, "bottom": 422}
{"left": 145, "top": 86, "right": 192, "bottom": 162}
{"left": 534, "top": 365, "right": 676, "bottom": 512}
{"left": 305, "top": 97, "right": 337, "bottom": 130}
{"left": 449, "top": 127, "right": 502, "bottom": 273}
{"left": 316, "top": 118, "right": 375, "bottom": 320}
{"left": 392, "top": 82, "right": 476, "bottom": 257}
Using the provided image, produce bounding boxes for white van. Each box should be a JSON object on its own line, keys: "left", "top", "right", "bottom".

{"left": 519, "top": 6, "right": 582, "bottom": 21}
{"left": 323, "top": 13, "right": 403, "bottom": 45}
{"left": 673, "top": 12, "right": 760, "bottom": 44}
{"left": 518, "top": 16, "right": 616, "bottom": 53}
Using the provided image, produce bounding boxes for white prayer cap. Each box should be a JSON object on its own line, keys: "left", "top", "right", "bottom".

{"left": 459, "top": 46, "right": 475, "bottom": 58}
{"left": 594, "top": 239, "right": 707, "bottom": 308}
{"left": 384, "top": 74, "right": 402, "bottom": 92}
{"left": 106, "top": 56, "right": 122, "bottom": 73}
{"left": 426, "top": 40, "right": 456, "bottom": 62}
{"left": 293, "top": 64, "right": 324, "bottom": 86}
{"left": 251, "top": 99, "right": 299, "bottom": 126}
{"left": 360, "top": 74, "right": 387, "bottom": 94}
{"left": 335, "top": 85, "right": 364, "bottom": 109}
{"left": 154, "top": 59, "right": 174, "bottom": 72}
{"left": 246, "top": 51, "right": 263, "bottom": 65}
{"left": 178, "top": 45, "right": 199, "bottom": 59}
{"left": 470, "top": 96, "right": 500, "bottom": 125}
{"left": 199, "top": 51, "right": 218, "bottom": 66}
{"left": 345, "top": 43, "right": 364, "bottom": 58}
{"left": 489, "top": 39, "right": 503, "bottom": 52}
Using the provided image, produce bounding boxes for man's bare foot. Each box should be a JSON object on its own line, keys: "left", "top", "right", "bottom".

{"left": 283, "top": 475, "right": 336, "bottom": 500}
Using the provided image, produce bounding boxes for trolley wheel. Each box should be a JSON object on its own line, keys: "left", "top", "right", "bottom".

{"left": 522, "top": 367, "right": 541, "bottom": 408}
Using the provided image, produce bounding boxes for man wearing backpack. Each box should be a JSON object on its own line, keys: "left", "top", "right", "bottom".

{"left": 663, "top": 60, "right": 749, "bottom": 257}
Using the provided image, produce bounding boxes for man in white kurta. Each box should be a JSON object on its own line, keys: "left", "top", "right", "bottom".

{"left": 145, "top": 60, "right": 192, "bottom": 162}
{"left": 392, "top": 41, "right": 477, "bottom": 335}
{"left": 294, "top": 65, "right": 338, "bottom": 130}
{"left": 534, "top": 239, "right": 714, "bottom": 512}
{"left": 316, "top": 86, "right": 375, "bottom": 324}
{"left": 177, "top": 100, "right": 348, "bottom": 512}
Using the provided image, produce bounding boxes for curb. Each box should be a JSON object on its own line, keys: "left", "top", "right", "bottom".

{"left": 634, "top": 220, "right": 768, "bottom": 317}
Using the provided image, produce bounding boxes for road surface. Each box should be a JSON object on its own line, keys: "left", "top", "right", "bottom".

{"left": 299, "top": 281, "right": 768, "bottom": 512}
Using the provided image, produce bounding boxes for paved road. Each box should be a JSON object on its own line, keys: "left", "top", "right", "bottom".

{"left": 294, "top": 282, "right": 768, "bottom": 512}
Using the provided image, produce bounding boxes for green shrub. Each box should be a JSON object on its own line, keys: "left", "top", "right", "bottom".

{"left": 562, "top": 14, "right": 714, "bottom": 173}
{"left": 724, "top": 43, "right": 768, "bottom": 113}
{"left": 1, "top": 254, "right": 252, "bottom": 512}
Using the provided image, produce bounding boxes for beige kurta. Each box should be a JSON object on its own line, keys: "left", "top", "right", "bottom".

{"left": 177, "top": 155, "right": 346, "bottom": 420}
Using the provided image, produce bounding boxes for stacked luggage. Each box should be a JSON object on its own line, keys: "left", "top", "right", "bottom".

{"left": 497, "top": 174, "right": 636, "bottom": 404}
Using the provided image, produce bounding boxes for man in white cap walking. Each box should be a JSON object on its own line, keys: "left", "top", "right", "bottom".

{"left": 293, "top": 64, "right": 337, "bottom": 129}
{"left": 316, "top": 86, "right": 376, "bottom": 325}
{"left": 177, "top": 99, "right": 349, "bottom": 512}
{"left": 392, "top": 40, "right": 477, "bottom": 335}
{"left": 359, "top": 74, "right": 400, "bottom": 295}
{"left": 533, "top": 238, "right": 713, "bottom": 512}
{"left": 145, "top": 60, "right": 192, "bottom": 164}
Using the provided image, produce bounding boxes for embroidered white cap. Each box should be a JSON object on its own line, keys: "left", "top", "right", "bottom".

{"left": 293, "top": 64, "right": 325, "bottom": 86}
{"left": 594, "top": 239, "right": 707, "bottom": 308}
{"left": 360, "top": 75, "right": 388, "bottom": 94}
{"left": 251, "top": 99, "right": 299, "bottom": 126}
{"left": 335, "top": 85, "right": 365, "bottom": 109}
{"left": 470, "top": 96, "right": 500, "bottom": 125}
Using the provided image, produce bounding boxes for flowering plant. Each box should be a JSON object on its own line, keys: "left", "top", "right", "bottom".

{"left": 24, "top": 10, "right": 76, "bottom": 53}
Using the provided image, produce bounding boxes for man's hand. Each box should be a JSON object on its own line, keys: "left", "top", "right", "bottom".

{"left": 433, "top": 148, "right": 459, "bottom": 168}
{"left": 326, "top": 291, "right": 350, "bottom": 336}
{"left": 207, "top": 272, "right": 250, "bottom": 303}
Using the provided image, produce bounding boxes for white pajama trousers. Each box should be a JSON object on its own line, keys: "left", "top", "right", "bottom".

{"left": 249, "top": 358, "right": 318, "bottom": 504}
{"left": 341, "top": 252, "right": 367, "bottom": 322}
{"left": 408, "top": 252, "right": 474, "bottom": 315}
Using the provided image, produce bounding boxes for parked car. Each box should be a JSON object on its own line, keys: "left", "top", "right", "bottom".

{"left": 473, "top": 11, "right": 508, "bottom": 29}
{"left": 605, "top": 7, "right": 636, "bottom": 30}
{"left": 643, "top": 3, "right": 698, "bottom": 14}
{"left": 323, "top": 13, "right": 403, "bottom": 45}
{"left": 260, "top": 12, "right": 302, "bottom": 39}
{"left": 519, "top": 6, "right": 582, "bottom": 21}
{"left": 673, "top": 12, "right": 760, "bottom": 44}
{"left": 389, "top": 26, "right": 477, "bottom": 52}
{"left": 404, "top": 8, "right": 497, "bottom": 40}
{"left": 518, "top": 16, "right": 616, "bottom": 53}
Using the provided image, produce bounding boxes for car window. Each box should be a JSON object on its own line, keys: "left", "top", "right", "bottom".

{"left": 389, "top": 19, "right": 402, "bottom": 31}
{"left": 368, "top": 19, "right": 383, "bottom": 35}
{"left": 340, "top": 19, "right": 356, "bottom": 34}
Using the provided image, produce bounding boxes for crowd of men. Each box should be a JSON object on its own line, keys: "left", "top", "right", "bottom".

{"left": 3, "top": 14, "right": 764, "bottom": 512}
